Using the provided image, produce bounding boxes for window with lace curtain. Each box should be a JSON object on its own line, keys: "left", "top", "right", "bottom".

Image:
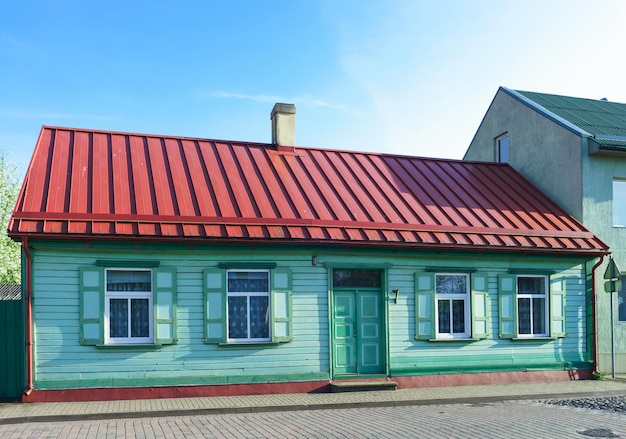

{"left": 435, "top": 273, "right": 470, "bottom": 338}
{"left": 227, "top": 270, "right": 270, "bottom": 342}
{"left": 104, "top": 269, "right": 153, "bottom": 344}
{"left": 517, "top": 276, "right": 547, "bottom": 336}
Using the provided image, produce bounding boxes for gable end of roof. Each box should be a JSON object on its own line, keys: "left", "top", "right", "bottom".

{"left": 500, "top": 87, "right": 591, "bottom": 138}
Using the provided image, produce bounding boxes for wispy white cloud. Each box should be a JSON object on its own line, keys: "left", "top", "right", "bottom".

{"left": 207, "top": 91, "right": 284, "bottom": 103}
{"left": 197, "top": 90, "right": 350, "bottom": 111}
{"left": 327, "top": 0, "right": 626, "bottom": 158}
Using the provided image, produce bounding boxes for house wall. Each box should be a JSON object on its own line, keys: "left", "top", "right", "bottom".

{"left": 31, "top": 243, "right": 329, "bottom": 390}
{"left": 28, "top": 240, "right": 594, "bottom": 394}
{"left": 582, "top": 147, "right": 626, "bottom": 373}
{"left": 464, "top": 90, "right": 584, "bottom": 219}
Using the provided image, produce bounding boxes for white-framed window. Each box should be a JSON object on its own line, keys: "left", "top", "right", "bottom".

{"left": 613, "top": 179, "right": 626, "bottom": 227}
{"left": 618, "top": 274, "right": 626, "bottom": 323}
{"left": 516, "top": 275, "right": 548, "bottom": 337}
{"left": 435, "top": 273, "right": 470, "bottom": 338}
{"left": 415, "top": 271, "right": 489, "bottom": 341}
{"left": 226, "top": 270, "right": 271, "bottom": 342}
{"left": 79, "top": 265, "right": 177, "bottom": 346}
{"left": 104, "top": 268, "right": 154, "bottom": 344}
{"left": 496, "top": 134, "right": 509, "bottom": 163}
{"left": 203, "top": 267, "right": 293, "bottom": 345}
{"left": 499, "top": 273, "right": 565, "bottom": 339}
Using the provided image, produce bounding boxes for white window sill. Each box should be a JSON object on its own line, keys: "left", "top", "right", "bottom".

{"left": 422, "top": 337, "right": 482, "bottom": 342}
{"left": 511, "top": 337, "right": 557, "bottom": 341}
{"left": 96, "top": 344, "right": 163, "bottom": 349}
{"left": 218, "top": 341, "right": 279, "bottom": 347}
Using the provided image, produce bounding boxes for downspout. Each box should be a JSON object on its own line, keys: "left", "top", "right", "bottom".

{"left": 591, "top": 254, "right": 606, "bottom": 374}
{"left": 22, "top": 236, "right": 34, "bottom": 396}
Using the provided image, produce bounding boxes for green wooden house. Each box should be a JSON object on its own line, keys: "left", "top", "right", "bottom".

{"left": 8, "top": 104, "right": 608, "bottom": 402}
{"left": 465, "top": 87, "right": 626, "bottom": 375}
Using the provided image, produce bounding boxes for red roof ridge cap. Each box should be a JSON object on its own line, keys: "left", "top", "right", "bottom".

{"left": 39, "top": 125, "right": 274, "bottom": 148}
{"left": 38, "top": 126, "right": 513, "bottom": 163}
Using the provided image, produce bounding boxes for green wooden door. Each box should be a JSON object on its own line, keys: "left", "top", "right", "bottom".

{"left": 332, "top": 289, "right": 384, "bottom": 376}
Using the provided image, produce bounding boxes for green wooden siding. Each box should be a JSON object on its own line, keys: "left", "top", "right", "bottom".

{"left": 31, "top": 246, "right": 329, "bottom": 389}
{"left": 27, "top": 242, "right": 594, "bottom": 390}
{"left": 390, "top": 265, "right": 590, "bottom": 375}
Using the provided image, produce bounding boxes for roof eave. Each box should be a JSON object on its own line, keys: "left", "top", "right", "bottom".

{"left": 588, "top": 137, "right": 626, "bottom": 156}
{"left": 9, "top": 232, "right": 609, "bottom": 258}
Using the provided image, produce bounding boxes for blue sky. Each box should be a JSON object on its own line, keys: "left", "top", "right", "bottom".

{"left": 2, "top": 0, "right": 626, "bottom": 174}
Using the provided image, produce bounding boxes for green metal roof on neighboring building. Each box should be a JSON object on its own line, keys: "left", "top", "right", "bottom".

{"left": 512, "top": 89, "right": 626, "bottom": 151}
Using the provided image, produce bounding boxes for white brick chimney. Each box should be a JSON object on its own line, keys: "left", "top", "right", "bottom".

{"left": 271, "top": 103, "right": 296, "bottom": 148}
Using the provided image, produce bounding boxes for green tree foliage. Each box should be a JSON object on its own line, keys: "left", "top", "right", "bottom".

{"left": 0, "top": 150, "right": 21, "bottom": 284}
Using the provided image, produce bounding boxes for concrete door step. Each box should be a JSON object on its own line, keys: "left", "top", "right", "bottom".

{"left": 330, "top": 381, "right": 398, "bottom": 393}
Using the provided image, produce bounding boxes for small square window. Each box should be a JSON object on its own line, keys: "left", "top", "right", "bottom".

{"left": 333, "top": 269, "right": 381, "bottom": 288}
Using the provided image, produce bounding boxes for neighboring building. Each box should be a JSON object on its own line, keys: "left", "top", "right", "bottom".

{"left": 464, "top": 86, "right": 626, "bottom": 374}
{"left": 8, "top": 104, "right": 608, "bottom": 402}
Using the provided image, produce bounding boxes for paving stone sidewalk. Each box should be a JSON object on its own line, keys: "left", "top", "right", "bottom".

{"left": 2, "top": 379, "right": 626, "bottom": 425}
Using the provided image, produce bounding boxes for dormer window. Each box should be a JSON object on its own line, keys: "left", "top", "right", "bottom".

{"left": 496, "top": 134, "right": 509, "bottom": 163}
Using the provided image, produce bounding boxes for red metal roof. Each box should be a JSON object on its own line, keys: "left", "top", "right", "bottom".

{"left": 8, "top": 126, "right": 608, "bottom": 255}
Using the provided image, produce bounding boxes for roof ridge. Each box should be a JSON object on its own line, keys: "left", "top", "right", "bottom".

{"left": 37, "top": 125, "right": 494, "bottom": 163}
{"left": 513, "top": 89, "right": 626, "bottom": 106}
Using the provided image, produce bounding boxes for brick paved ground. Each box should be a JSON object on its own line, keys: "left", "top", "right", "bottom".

{"left": 4, "top": 379, "right": 626, "bottom": 425}
{"left": 2, "top": 400, "right": 626, "bottom": 439}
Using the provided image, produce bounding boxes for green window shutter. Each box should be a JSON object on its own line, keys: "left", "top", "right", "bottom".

{"left": 415, "top": 272, "right": 435, "bottom": 340}
{"left": 271, "top": 268, "right": 293, "bottom": 343}
{"left": 549, "top": 274, "right": 567, "bottom": 338}
{"left": 203, "top": 268, "right": 226, "bottom": 343}
{"left": 499, "top": 274, "right": 517, "bottom": 339}
{"left": 79, "top": 266, "right": 104, "bottom": 345}
{"left": 471, "top": 272, "right": 489, "bottom": 339}
{"left": 154, "top": 267, "right": 177, "bottom": 345}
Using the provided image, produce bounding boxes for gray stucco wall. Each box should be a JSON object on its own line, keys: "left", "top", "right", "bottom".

{"left": 582, "top": 149, "right": 626, "bottom": 374}
{"left": 464, "top": 90, "right": 584, "bottom": 220}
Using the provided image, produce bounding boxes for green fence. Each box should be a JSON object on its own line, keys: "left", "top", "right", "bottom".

{"left": 0, "top": 290, "right": 25, "bottom": 400}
